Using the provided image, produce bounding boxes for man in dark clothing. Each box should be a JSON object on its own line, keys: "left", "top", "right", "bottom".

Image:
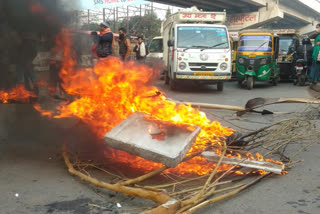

{"left": 96, "top": 22, "right": 113, "bottom": 58}
{"left": 16, "top": 37, "right": 38, "bottom": 94}
{"left": 118, "top": 27, "right": 131, "bottom": 61}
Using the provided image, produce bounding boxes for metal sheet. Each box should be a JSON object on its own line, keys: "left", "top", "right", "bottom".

{"left": 104, "top": 112, "right": 201, "bottom": 167}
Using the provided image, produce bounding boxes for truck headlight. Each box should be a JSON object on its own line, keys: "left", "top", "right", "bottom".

{"left": 179, "top": 62, "right": 187, "bottom": 70}
{"left": 260, "top": 58, "right": 267, "bottom": 65}
{"left": 220, "top": 63, "right": 228, "bottom": 70}
{"left": 238, "top": 57, "right": 244, "bottom": 64}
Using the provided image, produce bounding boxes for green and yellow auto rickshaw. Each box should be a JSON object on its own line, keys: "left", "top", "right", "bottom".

{"left": 236, "top": 30, "right": 280, "bottom": 90}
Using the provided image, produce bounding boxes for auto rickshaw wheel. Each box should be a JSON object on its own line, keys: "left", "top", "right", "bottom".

{"left": 217, "top": 82, "right": 224, "bottom": 92}
{"left": 246, "top": 76, "right": 253, "bottom": 90}
{"left": 272, "top": 76, "right": 279, "bottom": 86}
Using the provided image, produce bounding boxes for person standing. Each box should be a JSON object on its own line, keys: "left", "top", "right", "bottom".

{"left": 118, "top": 27, "right": 131, "bottom": 61}
{"left": 133, "top": 36, "right": 148, "bottom": 62}
{"left": 16, "top": 35, "right": 38, "bottom": 94}
{"left": 96, "top": 22, "right": 113, "bottom": 59}
{"left": 309, "top": 24, "right": 320, "bottom": 84}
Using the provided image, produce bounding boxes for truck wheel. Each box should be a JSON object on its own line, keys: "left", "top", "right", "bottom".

{"left": 217, "top": 82, "right": 224, "bottom": 91}
{"left": 164, "top": 72, "right": 169, "bottom": 85}
{"left": 247, "top": 76, "right": 253, "bottom": 90}
{"left": 169, "top": 79, "right": 177, "bottom": 91}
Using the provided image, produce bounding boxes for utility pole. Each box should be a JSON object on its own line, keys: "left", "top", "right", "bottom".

{"left": 103, "top": 8, "right": 106, "bottom": 22}
{"left": 126, "top": 6, "right": 129, "bottom": 34}
{"left": 87, "top": 9, "right": 90, "bottom": 24}
{"left": 150, "top": 2, "right": 153, "bottom": 39}
{"left": 113, "top": 8, "right": 116, "bottom": 31}
{"left": 116, "top": 7, "right": 118, "bottom": 32}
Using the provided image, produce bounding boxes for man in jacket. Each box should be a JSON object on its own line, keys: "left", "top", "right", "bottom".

{"left": 118, "top": 27, "right": 131, "bottom": 61}
{"left": 96, "top": 22, "right": 113, "bottom": 58}
{"left": 133, "top": 36, "right": 148, "bottom": 62}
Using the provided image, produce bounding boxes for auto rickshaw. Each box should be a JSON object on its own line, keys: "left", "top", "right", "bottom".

{"left": 236, "top": 30, "right": 280, "bottom": 90}
{"left": 229, "top": 36, "right": 238, "bottom": 77}
{"left": 275, "top": 30, "right": 300, "bottom": 80}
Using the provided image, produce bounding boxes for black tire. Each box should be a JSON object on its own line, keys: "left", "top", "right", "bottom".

{"left": 217, "top": 82, "right": 224, "bottom": 91}
{"left": 272, "top": 77, "right": 278, "bottom": 86}
{"left": 247, "top": 76, "right": 253, "bottom": 90}
{"left": 164, "top": 71, "right": 169, "bottom": 85}
{"left": 169, "top": 78, "right": 177, "bottom": 91}
{"left": 298, "top": 75, "right": 305, "bottom": 86}
{"left": 293, "top": 79, "right": 297, "bottom": 85}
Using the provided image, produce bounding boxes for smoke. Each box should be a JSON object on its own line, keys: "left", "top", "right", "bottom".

{"left": 0, "top": 0, "right": 80, "bottom": 89}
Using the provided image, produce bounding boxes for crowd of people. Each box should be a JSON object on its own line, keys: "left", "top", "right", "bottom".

{"left": 90, "top": 21, "right": 149, "bottom": 64}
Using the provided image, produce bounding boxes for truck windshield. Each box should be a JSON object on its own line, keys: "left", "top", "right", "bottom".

{"left": 238, "top": 35, "right": 272, "bottom": 52}
{"left": 149, "top": 39, "right": 163, "bottom": 53}
{"left": 177, "top": 27, "right": 229, "bottom": 49}
{"left": 279, "top": 39, "right": 293, "bottom": 54}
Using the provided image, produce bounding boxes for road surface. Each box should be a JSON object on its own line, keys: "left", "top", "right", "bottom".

{"left": 0, "top": 81, "right": 319, "bottom": 214}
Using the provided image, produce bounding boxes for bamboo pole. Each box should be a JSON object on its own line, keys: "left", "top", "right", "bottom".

{"left": 185, "top": 173, "right": 271, "bottom": 214}
{"left": 62, "top": 145, "right": 170, "bottom": 204}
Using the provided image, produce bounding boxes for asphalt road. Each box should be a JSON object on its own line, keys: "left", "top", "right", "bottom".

{"left": 0, "top": 81, "right": 319, "bottom": 214}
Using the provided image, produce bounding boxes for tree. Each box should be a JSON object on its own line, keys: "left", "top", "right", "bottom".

{"left": 119, "top": 11, "right": 162, "bottom": 40}
{"left": 80, "top": 23, "right": 100, "bottom": 31}
{"left": 165, "top": 8, "right": 172, "bottom": 19}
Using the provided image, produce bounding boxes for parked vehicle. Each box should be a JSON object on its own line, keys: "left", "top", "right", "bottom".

{"left": 294, "top": 59, "right": 309, "bottom": 86}
{"left": 162, "top": 8, "right": 232, "bottom": 91}
{"left": 236, "top": 30, "right": 280, "bottom": 90}
{"left": 146, "top": 36, "right": 165, "bottom": 78}
{"left": 274, "top": 29, "right": 300, "bottom": 81}
{"left": 229, "top": 36, "right": 238, "bottom": 78}
{"left": 293, "top": 37, "right": 313, "bottom": 86}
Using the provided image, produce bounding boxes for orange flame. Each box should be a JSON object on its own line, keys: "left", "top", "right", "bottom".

{"left": 0, "top": 85, "right": 36, "bottom": 103}
{"left": 33, "top": 29, "right": 283, "bottom": 176}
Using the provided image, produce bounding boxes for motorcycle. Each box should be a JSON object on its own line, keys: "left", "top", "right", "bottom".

{"left": 293, "top": 59, "right": 308, "bottom": 86}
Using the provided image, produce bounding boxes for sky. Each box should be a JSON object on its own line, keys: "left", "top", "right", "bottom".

{"left": 74, "top": 0, "right": 320, "bottom": 24}
{"left": 298, "top": 0, "right": 320, "bottom": 12}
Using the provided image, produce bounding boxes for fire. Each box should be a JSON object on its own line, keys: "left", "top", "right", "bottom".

{"left": 0, "top": 85, "right": 36, "bottom": 104}
{"left": 32, "top": 29, "right": 283, "bottom": 176}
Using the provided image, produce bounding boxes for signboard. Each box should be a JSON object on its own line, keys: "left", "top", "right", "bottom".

{"left": 178, "top": 12, "right": 226, "bottom": 23}
{"left": 273, "top": 29, "right": 297, "bottom": 34}
{"left": 229, "top": 31, "right": 239, "bottom": 38}
{"left": 80, "top": 0, "right": 148, "bottom": 10}
{"left": 226, "top": 12, "right": 259, "bottom": 30}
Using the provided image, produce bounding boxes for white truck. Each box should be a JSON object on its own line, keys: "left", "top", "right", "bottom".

{"left": 162, "top": 8, "right": 232, "bottom": 91}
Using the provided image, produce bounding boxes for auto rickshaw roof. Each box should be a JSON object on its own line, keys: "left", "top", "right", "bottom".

{"left": 239, "top": 29, "right": 278, "bottom": 36}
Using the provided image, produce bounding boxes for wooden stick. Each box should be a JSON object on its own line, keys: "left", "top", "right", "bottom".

{"left": 141, "top": 199, "right": 181, "bottom": 214}
{"left": 62, "top": 145, "right": 170, "bottom": 204}
{"left": 194, "top": 142, "right": 227, "bottom": 201}
{"left": 117, "top": 166, "right": 168, "bottom": 186}
{"left": 169, "top": 180, "right": 232, "bottom": 197}
{"left": 177, "top": 101, "right": 246, "bottom": 112}
{"left": 185, "top": 173, "right": 271, "bottom": 214}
